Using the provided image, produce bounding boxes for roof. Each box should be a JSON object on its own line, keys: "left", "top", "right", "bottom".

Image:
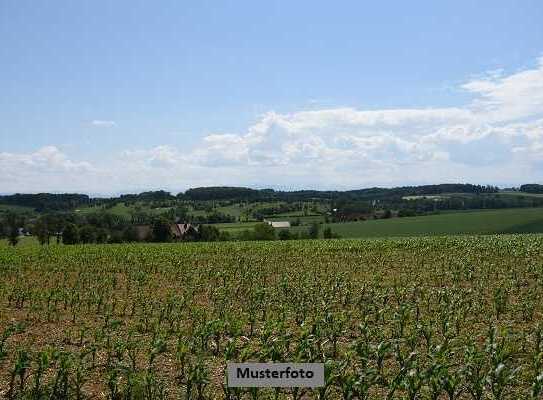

{"left": 171, "top": 223, "right": 197, "bottom": 238}
{"left": 268, "top": 221, "right": 290, "bottom": 228}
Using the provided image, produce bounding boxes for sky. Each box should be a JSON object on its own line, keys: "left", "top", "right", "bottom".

{"left": 1, "top": 1, "right": 543, "bottom": 195}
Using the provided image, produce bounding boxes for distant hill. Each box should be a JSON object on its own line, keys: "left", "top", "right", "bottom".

{"left": 0, "top": 193, "right": 90, "bottom": 212}
{"left": 4, "top": 183, "right": 541, "bottom": 212}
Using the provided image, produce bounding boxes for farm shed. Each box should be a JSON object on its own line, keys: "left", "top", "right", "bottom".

{"left": 267, "top": 221, "right": 291, "bottom": 228}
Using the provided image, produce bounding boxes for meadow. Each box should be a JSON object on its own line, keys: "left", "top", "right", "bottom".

{"left": 1, "top": 235, "right": 543, "bottom": 399}
{"left": 311, "top": 208, "right": 543, "bottom": 238}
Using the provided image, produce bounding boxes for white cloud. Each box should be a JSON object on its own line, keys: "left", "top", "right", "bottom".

{"left": 462, "top": 56, "right": 543, "bottom": 122}
{"left": 0, "top": 146, "right": 97, "bottom": 193}
{"left": 2, "top": 57, "right": 543, "bottom": 193}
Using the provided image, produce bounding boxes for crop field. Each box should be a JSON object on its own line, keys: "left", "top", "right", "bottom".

{"left": 1, "top": 236, "right": 543, "bottom": 399}
{"left": 313, "top": 208, "right": 543, "bottom": 238}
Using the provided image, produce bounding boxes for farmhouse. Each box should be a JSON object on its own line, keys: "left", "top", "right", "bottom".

{"left": 134, "top": 223, "right": 198, "bottom": 241}
{"left": 170, "top": 223, "right": 198, "bottom": 240}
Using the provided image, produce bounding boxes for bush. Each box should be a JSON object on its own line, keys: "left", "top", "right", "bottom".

{"left": 253, "top": 223, "right": 275, "bottom": 241}
{"left": 278, "top": 229, "right": 292, "bottom": 240}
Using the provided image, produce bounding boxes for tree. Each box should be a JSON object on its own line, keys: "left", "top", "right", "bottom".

{"left": 253, "top": 223, "right": 275, "bottom": 241}
{"left": 218, "top": 231, "right": 231, "bottom": 241}
{"left": 152, "top": 218, "right": 172, "bottom": 242}
{"left": 278, "top": 229, "right": 292, "bottom": 240}
{"left": 95, "top": 228, "right": 108, "bottom": 243}
{"left": 62, "top": 223, "right": 79, "bottom": 245}
{"left": 198, "top": 225, "right": 220, "bottom": 242}
{"left": 323, "top": 227, "right": 340, "bottom": 239}
{"left": 238, "top": 229, "right": 254, "bottom": 241}
{"left": 50, "top": 215, "right": 63, "bottom": 244}
{"left": 175, "top": 206, "right": 189, "bottom": 222}
{"left": 122, "top": 226, "right": 139, "bottom": 242}
{"left": 308, "top": 222, "right": 320, "bottom": 239}
{"left": 6, "top": 213, "right": 20, "bottom": 246}
{"left": 108, "top": 231, "right": 124, "bottom": 244}
{"left": 79, "top": 225, "right": 97, "bottom": 244}
{"left": 34, "top": 217, "right": 50, "bottom": 245}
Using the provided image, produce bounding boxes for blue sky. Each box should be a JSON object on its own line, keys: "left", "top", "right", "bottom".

{"left": 1, "top": 1, "right": 543, "bottom": 194}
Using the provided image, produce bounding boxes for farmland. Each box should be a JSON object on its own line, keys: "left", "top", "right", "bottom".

{"left": 306, "top": 207, "right": 543, "bottom": 238}
{"left": 210, "top": 207, "right": 543, "bottom": 238}
{"left": 1, "top": 235, "right": 543, "bottom": 399}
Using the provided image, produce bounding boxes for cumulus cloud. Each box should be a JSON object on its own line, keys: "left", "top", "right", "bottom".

{"left": 0, "top": 146, "right": 97, "bottom": 193}
{"left": 175, "top": 57, "right": 543, "bottom": 186}
{"left": 462, "top": 57, "right": 543, "bottom": 122}
{"left": 0, "top": 146, "right": 93, "bottom": 173}
{"left": 2, "top": 57, "right": 543, "bottom": 193}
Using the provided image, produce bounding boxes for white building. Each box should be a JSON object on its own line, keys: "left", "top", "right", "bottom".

{"left": 266, "top": 220, "right": 291, "bottom": 228}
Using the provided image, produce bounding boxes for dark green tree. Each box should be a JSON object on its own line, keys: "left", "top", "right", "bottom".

{"left": 198, "top": 225, "right": 220, "bottom": 242}
{"left": 34, "top": 216, "right": 50, "bottom": 245}
{"left": 323, "top": 227, "right": 340, "bottom": 239}
{"left": 62, "top": 223, "right": 79, "bottom": 245}
{"left": 253, "top": 223, "right": 275, "bottom": 241}
{"left": 95, "top": 228, "right": 108, "bottom": 243}
{"left": 6, "top": 213, "right": 20, "bottom": 246}
{"left": 122, "top": 226, "right": 139, "bottom": 242}
{"left": 108, "top": 231, "right": 124, "bottom": 244}
{"left": 79, "top": 225, "right": 97, "bottom": 244}
{"left": 152, "top": 218, "right": 172, "bottom": 242}
{"left": 278, "top": 229, "right": 292, "bottom": 240}
{"left": 308, "top": 222, "right": 320, "bottom": 239}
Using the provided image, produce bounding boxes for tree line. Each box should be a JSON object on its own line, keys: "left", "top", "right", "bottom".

{"left": 0, "top": 184, "right": 506, "bottom": 212}
{"left": 0, "top": 211, "right": 339, "bottom": 246}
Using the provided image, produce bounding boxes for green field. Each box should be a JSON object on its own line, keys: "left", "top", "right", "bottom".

{"left": 0, "top": 236, "right": 39, "bottom": 248}
{"left": 312, "top": 207, "right": 543, "bottom": 238}
{"left": 1, "top": 235, "right": 543, "bottom": 398}
{"left": 497, "top": 191, "right": 543, "bottom": 198}
{"left": 77, "top": 202, "right": 174, "bottom": 217}
{"left": 211, "top": 207, "right": 543, "bottom": 238}
{"left": 0, "top": 204, "right": 34, "bottom": 214}
{"left": 212, "top": 221, "right": 260, "bottom": 232}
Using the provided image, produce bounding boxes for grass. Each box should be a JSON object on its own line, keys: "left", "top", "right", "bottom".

{"left": 310, "top": 207, "right": 543, "bottom": 238}
{"left": 77, "top": 202, "right": 173, "bottom": 217}
{"left": 0, "top": 204, "right": 35, "bottom": 214}
{"left": 211, "top": 221, "right": 260, "bottom": 232}
{"left": 497, "top": 191, "right": 543, "bottom": 198}
{"left": 267, "top": 215, "right": 325, "bottom": 225}
{"left": 0, "top": 236, "right": 40, "bottom": 248}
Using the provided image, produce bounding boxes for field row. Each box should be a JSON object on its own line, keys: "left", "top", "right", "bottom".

{"left": 1, "top": 235, "right": 543, "bottom": 398}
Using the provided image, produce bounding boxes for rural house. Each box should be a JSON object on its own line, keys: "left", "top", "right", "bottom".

{"left": 170, "top": 223, "right": 198, "bottom": 240}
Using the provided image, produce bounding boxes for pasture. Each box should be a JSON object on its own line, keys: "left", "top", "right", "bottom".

{"left": 315, "top": 207, "right": 543, "bottom": 238}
